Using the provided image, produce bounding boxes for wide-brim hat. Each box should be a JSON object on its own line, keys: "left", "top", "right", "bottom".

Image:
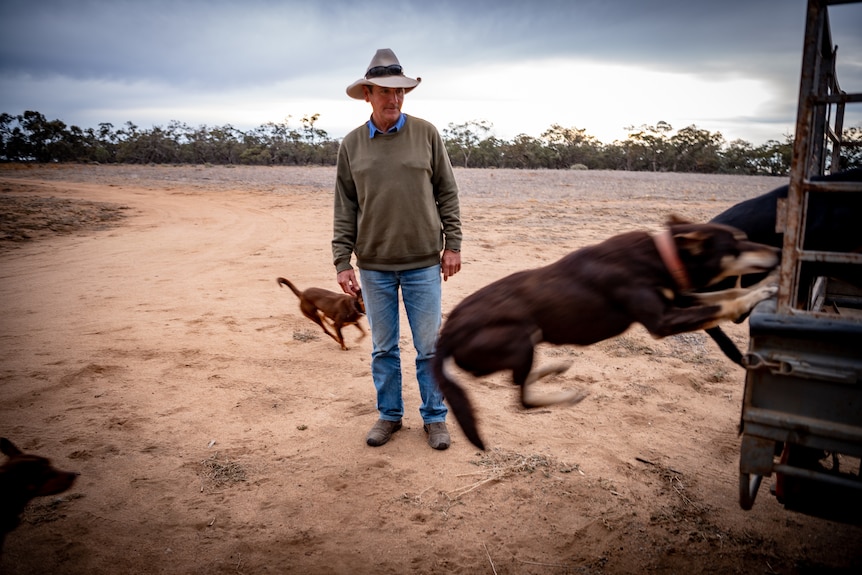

{"left": 346, "top": 48, "right": 421, "bottom": 100}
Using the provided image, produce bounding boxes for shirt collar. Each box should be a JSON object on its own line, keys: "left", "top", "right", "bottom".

{"left": 367, "top": 113, "right": 406, "bottom": 138}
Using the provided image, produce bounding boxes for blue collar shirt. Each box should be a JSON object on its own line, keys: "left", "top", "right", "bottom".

{"left": 367, "top": 113, "right": 406, "bottom": 138}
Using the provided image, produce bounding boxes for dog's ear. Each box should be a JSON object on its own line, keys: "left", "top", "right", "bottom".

{"left": 353, "top": 290, "right": 366, "bottom": 313}
{"left": 674, "top": 230, "right": 710, "bottom": 255}
{"left": 666, "top": 214, "right": 691, "bottom": 226}
{"left": 1, "top": 437, "right": 22, "bottom": 457}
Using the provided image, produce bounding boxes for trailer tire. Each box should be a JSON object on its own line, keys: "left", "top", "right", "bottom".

{"left": 739, "top": 472, "right": 763, "bottom": 510}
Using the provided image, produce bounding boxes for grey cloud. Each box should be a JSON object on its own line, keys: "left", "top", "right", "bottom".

{"left": 4, "top": 0, "right": 845, "bottom": 84}
{"left": 1, "top": 0, "right": 859, "bottom": 142}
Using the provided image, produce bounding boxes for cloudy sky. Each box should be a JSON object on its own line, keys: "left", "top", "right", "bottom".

{"left": 2, "top": 0, "right": 861, "bottom": 145}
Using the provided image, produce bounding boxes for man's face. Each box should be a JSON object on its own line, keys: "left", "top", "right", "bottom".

{"left": 365, "top": 85, "right": 405, "bottom": 130}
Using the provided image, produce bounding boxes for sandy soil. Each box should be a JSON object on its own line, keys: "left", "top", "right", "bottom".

{"left": 1, "top": 164, "right": 860, "bottom": 574}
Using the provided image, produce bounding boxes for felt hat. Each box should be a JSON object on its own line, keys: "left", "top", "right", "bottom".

{"left": 346, "top": 48, "right": 421, "bottom": 99}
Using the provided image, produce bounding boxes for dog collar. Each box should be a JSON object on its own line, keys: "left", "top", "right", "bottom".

{"left": 654, "top": 229, "right": 692, "bottom": 291}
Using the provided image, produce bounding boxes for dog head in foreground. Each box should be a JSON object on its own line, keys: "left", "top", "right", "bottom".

{"left": 1, "top": 438, "right": 78, "bottom": 547}
{"left": 432, "top": 217, "right": 780, "bottom": 450}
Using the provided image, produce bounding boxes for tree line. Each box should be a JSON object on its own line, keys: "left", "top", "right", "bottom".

{"left": 2, "top": 111, "right": 860, "bottom": 175}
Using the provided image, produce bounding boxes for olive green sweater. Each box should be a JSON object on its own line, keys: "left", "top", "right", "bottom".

{"left": 332, "top": 115, "right": 462, "bottom": 273}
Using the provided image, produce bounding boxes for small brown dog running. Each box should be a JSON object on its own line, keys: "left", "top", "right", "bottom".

{"left": 1, "top": 438, "right": 78, "bottom": 549}
{"left": 432, "top": 217, "right": 780, "bottom": 450}
{"left": 277, "top": 277, "right": 367, "bottom": 350}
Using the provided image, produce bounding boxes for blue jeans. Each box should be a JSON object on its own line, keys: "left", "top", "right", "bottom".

{"left": 359, "top": 265, "right": 447, "bottom": 424}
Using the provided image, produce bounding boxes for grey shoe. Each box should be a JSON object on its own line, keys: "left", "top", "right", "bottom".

{"left": 366, "top": 419, "right": 402, "bottom": 446}
{"left": 423, "top": 422, "right": 451, "bottom": 450}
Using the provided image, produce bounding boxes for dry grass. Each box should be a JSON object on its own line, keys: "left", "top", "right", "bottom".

{"left": 292, "top": 329, "right": 320, "bottom": 343}
{"left": 20, "top": 493, "right": 85, "bottom": 526}
{"left": 200, "top": 453, "right": 248, "bottom": 487}
{"left": 447, "top": 448, "right": 583, "bottom": 500}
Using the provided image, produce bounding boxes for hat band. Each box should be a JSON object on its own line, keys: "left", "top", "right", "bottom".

{"left": 366, "top": 64, "right": 403, "bottom": 79}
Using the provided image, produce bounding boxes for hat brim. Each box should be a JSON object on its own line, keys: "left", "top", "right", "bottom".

{"left": 346, "top": 75, "right": 421, "bottom": 99}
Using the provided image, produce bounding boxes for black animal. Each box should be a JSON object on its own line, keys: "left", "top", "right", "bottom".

{"left": 710, "top": 168, "right": 862, "bottom": 251}
{"left": 705, "top": 168, "right": 862, "bottom": 364}
{"left": 432, "top": 217, "right": 780, "bottom": 449}
{"left": 1, "top": 438, "right": 78, "bottom": 549}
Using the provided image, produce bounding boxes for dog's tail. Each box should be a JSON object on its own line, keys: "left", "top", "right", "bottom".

{"left": 276, "top": 277, "right": 303, "bottom": 299}
{"left": 432, "top": 350, "right": 486, "bottom": 450}
{"left": 705, "top": 326, "right": 744, "bottom": 367}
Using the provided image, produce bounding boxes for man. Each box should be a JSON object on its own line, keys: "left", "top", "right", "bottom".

{"left": 332, "top": 48, "right": 463, "bottom": 450}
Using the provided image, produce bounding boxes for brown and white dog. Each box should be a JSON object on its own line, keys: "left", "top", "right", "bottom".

{"left": 432, "top": 217, "right": 780, "bottom": 449}
{"left": 1, "top": 438, "right": 78, "bottom": 549}
{"left": 277, "top": 277, "right": 367, "bottom": 350}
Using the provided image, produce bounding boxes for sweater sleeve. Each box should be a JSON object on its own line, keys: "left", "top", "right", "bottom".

{"left": 431, "top": 128, "right": 463, "bottom": 252}
{"left": 332, "top": 140, "right": 359, "bottom": 272}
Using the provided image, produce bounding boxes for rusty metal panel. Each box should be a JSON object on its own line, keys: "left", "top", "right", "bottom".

{"left": 740, "top": 435, "right": 777, "bottom": 476}
{"left": 738, "top": 0, "right": 862, "bottom": 523}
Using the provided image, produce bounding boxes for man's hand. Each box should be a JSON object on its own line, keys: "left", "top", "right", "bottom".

{"left": 442, "top": 249, "right": 461, "bottom": 281}
{"left": 337, "top": 269, "right": 360, "bottom": 296}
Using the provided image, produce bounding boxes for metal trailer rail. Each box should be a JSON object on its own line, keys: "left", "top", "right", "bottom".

{"left": 738, "top": 0, "right": 862, "bottom": 524}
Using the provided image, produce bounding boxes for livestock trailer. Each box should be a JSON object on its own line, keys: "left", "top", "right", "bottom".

{"left": 738, "top": 0, "right": 862, "bottom": 524}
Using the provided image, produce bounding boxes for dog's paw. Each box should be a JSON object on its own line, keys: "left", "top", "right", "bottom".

{"left": 733, "top": 284, "right": 778, "bottom": 315}
{"left": 753, "top": 284, "right": 779, "bottom": 299}
{"left": 564, "top": 388, "right": 590, "bottom": 406}
{"left": 542, "top": 360, "right": 574, "bottom": 377}
{"left": 522, "top": 386, "right": 589, "bottom": 408}
{"left": 742, "top": 283, "right": 777, "bottom": 304}
{"left": 719, "top": 283, "right": 778, "bottom": 320}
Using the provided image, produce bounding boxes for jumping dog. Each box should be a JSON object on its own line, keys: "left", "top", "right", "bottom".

{"left": 432, "top": 217, "right": 780, "bottom": 449}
